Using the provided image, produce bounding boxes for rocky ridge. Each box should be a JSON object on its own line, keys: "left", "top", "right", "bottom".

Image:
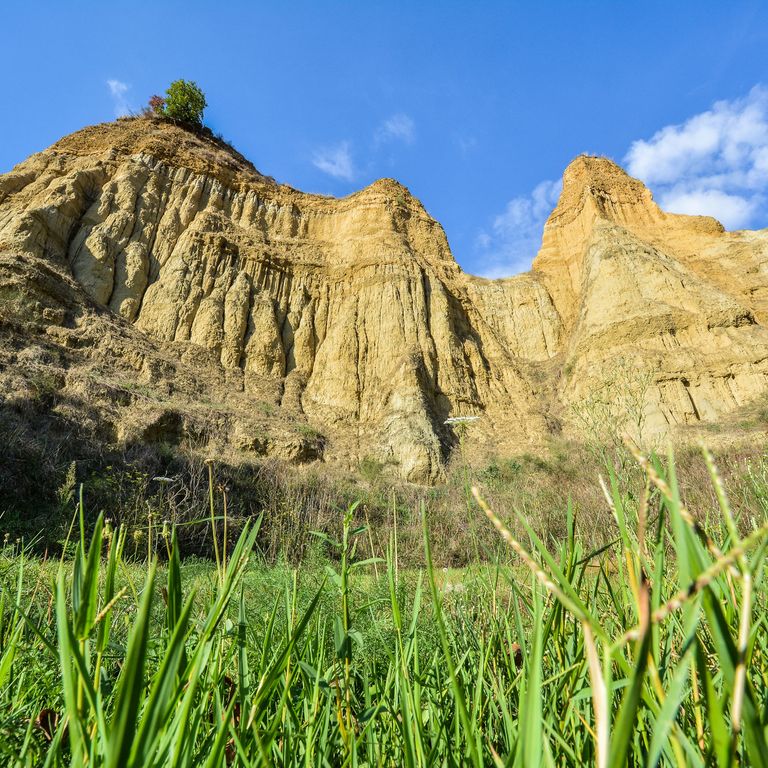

{"left": 1, "top": 118, "right": 768, "bottom": 483}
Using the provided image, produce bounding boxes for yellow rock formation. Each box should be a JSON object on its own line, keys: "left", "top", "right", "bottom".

{"left": 1, "top": 119, "right": 767, "bottom": 481}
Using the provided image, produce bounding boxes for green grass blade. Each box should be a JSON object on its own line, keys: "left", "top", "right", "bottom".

{"left": 106, "top": 563, "right": 156, "bottom": 768}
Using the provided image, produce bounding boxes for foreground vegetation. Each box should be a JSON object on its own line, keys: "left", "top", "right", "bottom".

{"left": 1, "top": 446, "right": 768, "bottom": 766}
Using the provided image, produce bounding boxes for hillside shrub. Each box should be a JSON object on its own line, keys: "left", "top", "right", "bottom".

{"left": 147, "top": 94, "right": 165, "bottom": 115}
{"left": 359, "top": 455, "right": 385, "bottom": 484}
{"left": 163, "top": 80, "right": 207, "bottom": 126}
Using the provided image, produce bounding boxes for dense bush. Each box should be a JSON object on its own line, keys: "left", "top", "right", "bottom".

{"left": 163, "top": 80, "right": 207, "bottom": 126}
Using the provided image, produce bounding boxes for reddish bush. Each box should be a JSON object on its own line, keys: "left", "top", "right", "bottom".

{"left": 148, "top": 95, "right": 166, "bottom": 115}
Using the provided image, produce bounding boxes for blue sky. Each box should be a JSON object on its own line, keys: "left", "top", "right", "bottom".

{"left": 2, "top": 1, "right": 768, "bottom": 277}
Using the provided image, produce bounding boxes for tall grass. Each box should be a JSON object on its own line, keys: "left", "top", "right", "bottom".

{"left": 1, "top": 446, "right": 768, "bottom": 765}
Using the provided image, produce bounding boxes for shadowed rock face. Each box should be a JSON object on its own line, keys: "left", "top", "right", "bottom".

{"left": 1, "top": 119, "right": 768, "bottom": 482}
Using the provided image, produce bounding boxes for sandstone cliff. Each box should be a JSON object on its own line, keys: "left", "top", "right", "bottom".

{"left": 1, "top": 118, "right": 767, "bottom": 483}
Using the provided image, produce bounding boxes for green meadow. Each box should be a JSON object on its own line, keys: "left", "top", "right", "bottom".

{"left": 1, "top": 447, "right": 768, "bottom": 766}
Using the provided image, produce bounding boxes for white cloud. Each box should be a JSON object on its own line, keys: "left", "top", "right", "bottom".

{"left": 312, "top": 142, "right": 356, "bottom": 182}
{"left": 107, "top": 79, "right": 130, "bottom": 117}
{"left": 377, "top": 113, "right": 415, "bottom": 145}
{"left": 658, "top": 188, "right": 760, "bottom": 229}
{"left": 624, "top": 85, "right": 768, "bottom": 229}
{"left": 475, "top": 179, "right": 562, "bottom": 278}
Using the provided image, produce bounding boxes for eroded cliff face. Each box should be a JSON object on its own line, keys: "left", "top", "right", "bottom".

{"left": 533, "top": 156, "right": 768, "bottom": 439}
{"left": 1, "top": 119, "right": 767, "bottom": 482}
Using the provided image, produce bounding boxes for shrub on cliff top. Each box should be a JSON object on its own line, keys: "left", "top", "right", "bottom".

{"left": 147, "top": 94, "right": 166, "bottom": 115}
{"left": 163, "top": 79, "right": 207, "bottom": 127}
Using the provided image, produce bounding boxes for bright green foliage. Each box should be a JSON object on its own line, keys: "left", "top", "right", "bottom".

{"left": 1, "top": 452, "right": 768, "bottom": 765}
{"left": 163, "top": 80, "right": 207, "bottom": 126}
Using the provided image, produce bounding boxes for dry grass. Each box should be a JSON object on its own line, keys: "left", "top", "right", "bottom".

{"left": 4, "top": 395, "right": 768, "bottom": 573}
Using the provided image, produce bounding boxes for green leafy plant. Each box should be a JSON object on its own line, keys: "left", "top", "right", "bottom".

{"left": 163, "top": 80, "right": 207, "bottom": 127}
